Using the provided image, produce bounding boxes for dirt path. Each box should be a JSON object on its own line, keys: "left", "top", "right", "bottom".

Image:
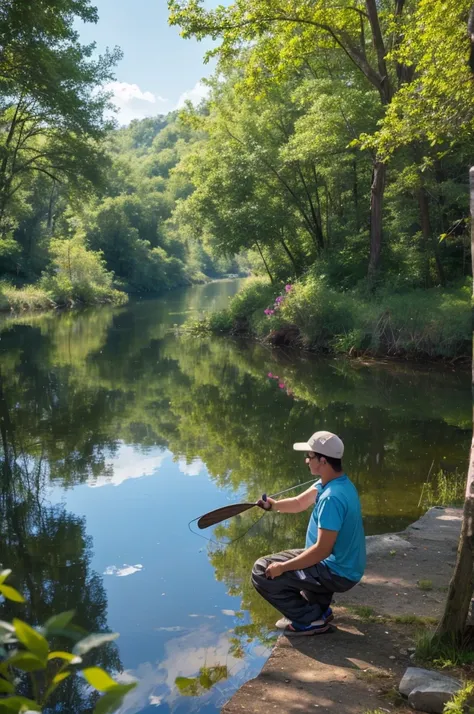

{"left": 222, "top": 507, "right": 462, "bottom": 714}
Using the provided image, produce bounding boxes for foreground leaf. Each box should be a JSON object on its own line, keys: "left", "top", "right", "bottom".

{"left": 0, "top": 586, "right": 25, "bottom": 603}
{"left": 82, "top": 667, "right": 117, "bottom": 692}
{"left": 0, "top": 571, "right": 12, "bottom": 585}
{"left": 13, "top": 620, "right": 48, "bottom": 661}
{"left": 44, "top": 611, "right": 75, "bottom": 633}
{"left": 0, "top": 695, "right": 41, "bottom": 711}
{"left": 48, "top": 651, "right": 82, "bottom": 664}
{"left": 93, "top": 683, "right": 137, "bottom": 714}
{"left": 0, "top": 678, "right": 14, "bottom": 694}
{"left": 0, "top": 652, "right": 45, "bottom": 672}
{"left": 73, "top": 632, "right": 118, "bottom": 656}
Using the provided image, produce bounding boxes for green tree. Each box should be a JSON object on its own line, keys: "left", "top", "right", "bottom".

{"left": 168, "top": 0, "right": 416, "bottom": 279}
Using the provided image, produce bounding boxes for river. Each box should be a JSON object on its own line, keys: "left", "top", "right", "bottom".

{"left": 0, "top": 279, "right": 470, "bottom": 713}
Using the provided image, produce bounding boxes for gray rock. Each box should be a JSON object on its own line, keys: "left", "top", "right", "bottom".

{"left": 408, "top": 683, "right": 461, "bottom": 713}
{"left": 366, "top": 534, "right": 414, "bottom": 556}
{"left": 400, "top": 668, "right": 461, "bottom": 713}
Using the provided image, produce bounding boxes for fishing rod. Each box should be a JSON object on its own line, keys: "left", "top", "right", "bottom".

{"left": 193, "top": 477, "right": 317, "bottom": 530}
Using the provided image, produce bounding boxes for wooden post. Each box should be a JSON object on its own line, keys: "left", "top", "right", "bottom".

{"left": 435, "top": 168, "right": 474, "bottom": 638}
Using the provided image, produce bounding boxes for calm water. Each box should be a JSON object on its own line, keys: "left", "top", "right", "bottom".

{"left": 0, "top": 280, "right": 470, "bottom": 713}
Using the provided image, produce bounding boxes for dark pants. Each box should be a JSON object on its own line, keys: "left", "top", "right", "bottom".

{"left": 251, "top": 549, "right": 357, "bottom": 625}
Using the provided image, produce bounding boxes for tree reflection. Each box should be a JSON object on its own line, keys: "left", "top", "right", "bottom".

{"left": 0, "top": 371, "right": 121, "bottom": 713}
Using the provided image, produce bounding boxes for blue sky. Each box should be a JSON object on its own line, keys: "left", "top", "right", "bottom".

{"left": 77, "top": 0, "right": 216, "bottom": 124}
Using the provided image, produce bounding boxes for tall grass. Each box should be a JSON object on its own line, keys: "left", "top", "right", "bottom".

{"left": 421, "top": 470, "right": 466, "bottom": 509}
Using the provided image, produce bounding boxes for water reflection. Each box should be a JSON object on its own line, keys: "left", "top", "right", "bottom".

{"left": 0, "top": 279, "right": 470, "bottom": 713}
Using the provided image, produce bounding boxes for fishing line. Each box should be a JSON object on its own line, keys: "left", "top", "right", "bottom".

{"left": 187, "top": 476, "right": 316, "bottom": 547}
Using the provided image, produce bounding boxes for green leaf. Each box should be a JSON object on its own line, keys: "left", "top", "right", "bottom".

{"left": 0, "top": 678, "right": 14, "bottom": 694}
{"left": 0, "top": 586, "right": 25, "bottom": 603}
{"left": 0, "top": 651, "right": 45, "bottom": 672}
{"left": 93, "top": 683, "right": 137, "bottom": 714}
{"left": 53, "top": 671, "right": 71, "bottom": 685}
{"left": 48, "top": 651, "right": 82, "bottom": 664}
{"left": 82, "top": 667, "right": 117, "bottom": 692}
{"left": 0, "top": 570, "right": 12, "bottom": 585}
{"left": 44, "top": 610, "right": 75, "bottom": 633}
{"left": 0, "top": 696, "right": 41, "bottom": 712}
{"left": 72, "top": 632, "right": 118, "bottom": 656}
{"left": 43, "top": 670, "right": 73, "bottom": 703}
{"left": 13, "top": 620, "right": 48, "bottom": 661}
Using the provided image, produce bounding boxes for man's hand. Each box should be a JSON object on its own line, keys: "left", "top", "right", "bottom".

{"left": 257, "top": 496, "right": 275, "bottom": 511}
{"left": 265, "top": 562, "right": 286, "bottom": 579}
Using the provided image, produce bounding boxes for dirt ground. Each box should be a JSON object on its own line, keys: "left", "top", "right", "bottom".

{"left": 222, "top": 507, "right": 463, "bottom": 714}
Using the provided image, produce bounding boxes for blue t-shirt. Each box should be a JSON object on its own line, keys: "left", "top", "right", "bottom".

{"left": 305, "top": 474, "right": 366, "bottom": 582}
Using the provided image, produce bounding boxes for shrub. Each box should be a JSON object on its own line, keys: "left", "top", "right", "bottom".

{"left": 203, "top": 273, "right": 471, "bottom": 359}
{"left": 0, "top": 569, "right": 136, "bottom": 713}
{"left": 40, "top": 234, "right": 127, "bottom": 307}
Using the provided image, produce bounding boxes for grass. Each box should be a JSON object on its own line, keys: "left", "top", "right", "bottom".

{"left": 0, "top": 279, "right": 127, "bottom": 313}
{"left": 444, "top": 682, "right": 474, "bottom": 714}
{"left": 346, "top": 605, "right": 376, "bottom": 620}
{"left": 421, "top": 469, "right": 466, "bottom": 509}
{"left": 416, "top": 631, "right": 474, "bottom": 669}
{"left": 0, "top": 282, "right": 55, "bottom": 312}
{"left": 194, "top": 274, "right": 471, "bottom": 360}
{"left": 417, "top": 579, "right": 434, "bottom": 591}
{"left": 391, "top": 614, "right": 438, "bottom": 627}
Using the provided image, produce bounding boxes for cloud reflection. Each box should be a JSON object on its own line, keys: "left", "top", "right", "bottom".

{"left": 89, "top": 444, "right": 169, "bottom": 487}
{"left": 115, "top": 625, "right": 268, "bottom": 713}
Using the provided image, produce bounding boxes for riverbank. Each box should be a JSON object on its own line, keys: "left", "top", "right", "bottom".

{"left": 186, "top": 277, "right": 471, "bottom": 361}
{"left": 223, "top": 507, "right": 464, "bottom": 714}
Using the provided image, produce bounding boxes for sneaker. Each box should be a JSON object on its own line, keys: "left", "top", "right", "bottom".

{"left": 322, "top": 607, "right": 334, "bottom": 623}
{"left": 275, "top": 610, "right": 332, "bottom": 630}
{"left": 283, "top": 621, "right": 330, "bottom": 637}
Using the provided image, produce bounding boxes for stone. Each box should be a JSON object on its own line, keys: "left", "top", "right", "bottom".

{"left": 366, "top": 534, "right": 414, "bottom": 556}
{"left": 399, "top": 667, "right": 461, "bottom": 713}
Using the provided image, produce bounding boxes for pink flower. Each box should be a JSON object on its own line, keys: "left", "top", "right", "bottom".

{"left": 278, "top": 382, "right": 285, "bottom": 389}
{"left": 267, "top": 372, "right": 273, "bottom": 378}
{"left": 275, "top": 296, "right": 284, "bottom": 304}
{"left": 273, "top": 375, "right": 279, "bottom": 380}
{"left": 285, "top": 284, "right": 292, "bottom": 292}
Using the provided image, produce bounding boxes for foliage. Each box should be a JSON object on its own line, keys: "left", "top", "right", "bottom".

{"left": 0, "top": 571, "right": 135, "bottom": 713}
{"left": 416, "top": 631, "right": 474, "bottom": 669}
{"left": 444, "top": 682, "right": 474, "bottom": 714}
{"left": 39, "top": 234, "right": 127, "bottom": 307}
{"left": 421, "top": 470, "right": 466, "bottom": 509}
{"left": 201, "top": 276, "right": 471, "bottom": 359}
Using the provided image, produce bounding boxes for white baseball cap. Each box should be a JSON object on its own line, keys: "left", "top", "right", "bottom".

{"left": 293, "top": 430, "right": 344, "bottom": 459}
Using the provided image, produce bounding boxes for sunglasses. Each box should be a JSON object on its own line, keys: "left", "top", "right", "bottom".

{"left": 306, "top": 452, "right": 318, "bottom": 461}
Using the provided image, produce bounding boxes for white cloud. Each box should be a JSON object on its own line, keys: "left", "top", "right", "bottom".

{"left": 88, "top": 443, "right": 169, "bottom": 488}
{"left": 177, "top": 457, "right": 205, "bottom": 477}
{"left": 105, "top": 81, "right": 169, "bottom": 125}
{"left": 176, "top": 81, "right": 210, "bottom": 109}
{"left": 104, "top": 564, "right": 143, "bottom": 577}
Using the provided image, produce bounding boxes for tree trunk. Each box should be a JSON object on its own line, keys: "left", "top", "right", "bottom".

{"left": 352, "top": 157, "right": 360, "bottom": 231}
{"left": 255, "top": 241, "right": 274, "bottom": 284}
{"left": 435, "top": 166, "right": 474, "bottom": 639}
{"left": 436, "top": 437, "right": 474, "bottom": 638}
{"left": 279, "top": 233, "right": 299, "bottom": 275}
{"left": 417, "top": 185, "right": 445, "bottom": 286}
{"left": 368, "top": 160, "right": 386, "bottom": 282}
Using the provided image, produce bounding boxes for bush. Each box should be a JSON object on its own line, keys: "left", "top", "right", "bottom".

{"left": 202, "top": 274, "right": 471, "bottom": 360}
{"left": 40, "top": 234, "right": 127, "bottom": 307}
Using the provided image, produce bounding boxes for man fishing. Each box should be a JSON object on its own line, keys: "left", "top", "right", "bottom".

{"left": 252, "top": 430, "right": 366, "bottom": 636}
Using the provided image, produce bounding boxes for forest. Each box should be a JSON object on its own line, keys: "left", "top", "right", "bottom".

{"left": 0, "top": 0, "right": 472, "bottom": 357}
